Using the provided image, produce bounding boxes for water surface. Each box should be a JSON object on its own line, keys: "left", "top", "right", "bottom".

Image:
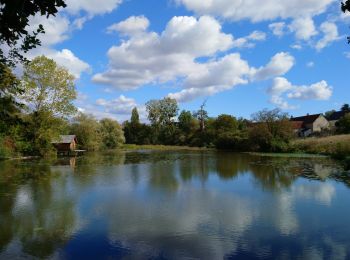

{"left": 0, "top": 151, "right": 350, "bottom": 259}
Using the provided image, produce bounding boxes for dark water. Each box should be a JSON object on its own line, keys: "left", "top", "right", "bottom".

{"left": 0, "top": 151, "right": 350, "bottom": 260}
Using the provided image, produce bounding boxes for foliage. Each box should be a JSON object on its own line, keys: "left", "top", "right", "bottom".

{"left": 21, "top": 56, "right": 76, "bottom": 116}
{"left": 0, "top": 63, "right": 24, "bottom": 133}
{"left": 70, "top": 113, "right": 102, "bottom": 151}
{"left": 131, "top": 107, "right": 140, "bottom": 125}
{"left": 249, "top": 109, "right": 293, "bottom": 152}
{"left": 341, "top": 103, "right": 350, "bottom": 112}
{"left": 99, "top": 118, "right": 125, "bottom": 149}
{"left": 342, "top": 1, "right": 350, "bottom": 43}
{"left": 146, "top": 97, "right": 179, "bottom": 126}
{"left": 336, "top": 113, "right": 350, "bottom": 134}
{"left": 0, "top": 0, "right": 66, "bottom": 67}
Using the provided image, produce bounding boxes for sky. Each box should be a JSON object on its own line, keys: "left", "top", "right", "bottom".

{"left": 20, "top": 0, "right": 350, "bottom": 122}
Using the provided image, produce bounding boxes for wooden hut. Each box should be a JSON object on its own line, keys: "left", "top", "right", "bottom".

{"left": 52, "top": 135, "right": 77, "bottom": 154}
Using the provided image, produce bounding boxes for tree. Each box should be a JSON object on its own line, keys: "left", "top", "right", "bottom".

{"left": 342, "top": 1, "right": 350, "bottom": 43}
{"left": 0, "top": 0, "right": 67, "bottom": 67}
{"left": 131, "top": 107, "right": 140, "bottom": 125}
{"left": 336, "top": 113, "right": 350, "bottom": 134}
{"left": 0, "top": 63, "right": 23, "bottom": 133}
{"left": 99, "top": 118, "right": 125, "bottom": 149}
{"left": 193, "top": 101, "right": 208, "bottom": 132}
{"left": 146, "top": 97, "right": 179, "bottom": 144}
{"left": 21, "top": 56, "right": 76, "bottom": 116}
{"left": 146, "top": 97, "right": 179, "bottom": 127}
{"left": 70, "top": 113, "right": 101, "bottom": 151}
{"left": 250, "top": 108, "right": 293, "bottom": 152}
{"left": 341, "top": 104, "right": 350, "bottom": 112}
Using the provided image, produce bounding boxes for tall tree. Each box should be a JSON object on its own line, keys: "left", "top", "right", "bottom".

{"left": 21, "top": 56, "right": 76, "bottom": 116}
{"left": 146, "top": 97, "right": 179, "bottom": 127}
{"left": 0, "top": 0, "right": 67, "bottom": 67}
{"left": 193, "top": 101, "right": 208, "bottom": 132}
{"left": 131, "top": 107, "right": 140, "bottom": 125}
{"left": 99, "top": 118, "right": 125, "bottom": 149}
{"left": 0, "top": 63, "right": 23, "bottom": 133}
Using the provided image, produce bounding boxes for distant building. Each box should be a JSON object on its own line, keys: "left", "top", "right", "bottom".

{"left": 290, "top": 114, "right": 329, "bottom": 137}
{"left": 326, "top": 111, "right": 349, "bottom": 128}
{"left": 52, "top": 135, "right": 77, "bottom": 153}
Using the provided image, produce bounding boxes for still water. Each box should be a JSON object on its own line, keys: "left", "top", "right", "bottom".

{"left": 0, "top": 151, "right": 350, "bottom": 259}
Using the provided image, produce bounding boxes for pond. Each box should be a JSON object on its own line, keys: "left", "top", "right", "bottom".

{"left": 0, "top": 151, "right": 350, "bottom": 259}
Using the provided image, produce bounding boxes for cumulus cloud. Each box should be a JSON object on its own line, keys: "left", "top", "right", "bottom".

{"left": 107, "top": 15, "right": 150, "bottom": 35}
{"left": 315, "top": 22, "right": 341, "bottom": 50}
{"left": 78, "top": 95, "right": 147, "bottom": 122}
{"left": 65, "top": 0, "right": 122, "bottom": 16}
{"left": 94, "top": 15, "right": 297, "bottom": 102}
{"left": 267, "top": 77, "right": 333, "bottom": 109}
{"left": 93, "top": 16, "right": 233, "bottom": 90}
{"left": 176, "top": 0, "right": 334, "bottom": 22}
{"left": 44, "top": 49, "right": 91, "bottom": 79}
{"left": 251, "top": 52, "right": 295, "bottom": 81}
{"left": 289, "top": 17, "right": 318, "bottom": 41}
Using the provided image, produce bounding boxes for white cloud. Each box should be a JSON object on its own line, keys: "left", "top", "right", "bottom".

{"left": 289, "top": 17, "right": 318, "bottom": 41}
{"left": 44, "top": 49, "right": 91, "bottom": 79}
{"left": 232, "top": 31, "right": 266, "bottom": 48}
{"left": 107, "top": 16, "right": 150, "bottom": 35}
{"left": 65, "top": 0, "right": 122, "bottom": 16}
{"left": 267, "top": 77, "right": 333, "bottom": 109}
{"left": 93, "top": 16, "right": 233, "bottom": 90}
{"left": 168, "top": 53, "right": 251, "bottom": 102}
{"left": 28, "top": 14, "right": 70, "bottom": 47}
{"left": 315, "top": 21, "right": 341, "bottom": 50}
{"left": 269, "top": 22, "right": 286, "bottom": 37}
{"left": 344, "top": 52, "right": 350, "bottom": 59}
{"left": 287, "top": 80, "right": 333, "bottom": 100}
{"left": 176, "top": 0, "right": 334, "bottom": 22}
{"left": 251, "top": 52, "right": 295, "bottom": 81}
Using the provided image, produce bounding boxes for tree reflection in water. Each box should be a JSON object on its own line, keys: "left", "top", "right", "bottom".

{"left": 0, "top": 151, "right": 349, "bottom": 259}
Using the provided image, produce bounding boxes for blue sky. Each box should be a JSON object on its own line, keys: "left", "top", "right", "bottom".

{"left": 24, "top": 0, "right": 350, "bottom": 122}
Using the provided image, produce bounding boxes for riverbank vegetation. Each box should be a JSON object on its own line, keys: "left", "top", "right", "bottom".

{"left": 1, "top": 55, "right": 349, "bottom": 161}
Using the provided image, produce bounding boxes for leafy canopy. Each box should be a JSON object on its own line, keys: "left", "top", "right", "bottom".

{"left": 21, "top": 56, "right": 76, "bottom": 117}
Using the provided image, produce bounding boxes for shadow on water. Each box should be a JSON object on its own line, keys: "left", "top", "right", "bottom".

{"left": 0, "top": 150, "right": 349, "bottom": 259}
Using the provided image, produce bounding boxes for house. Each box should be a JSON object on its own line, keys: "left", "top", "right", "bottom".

{"left": 326, "top": 111, "right": 349, "bottom": 128}
{"left": 290, "top": 114, "right": 329, "bottom": 137}
{"left": 52, "top": 135, "right": 77, "bottom": 153}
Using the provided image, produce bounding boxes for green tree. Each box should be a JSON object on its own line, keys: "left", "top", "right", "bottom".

{"left": 99, "top": 118, "right": 125, "bottom": 149}
{"left": 193, "top": 101, "right": 208, "bottom": 132}
{"left": 178, "top": 110, "right": 194, "bottom": 133}
{"left": 21, "top": 56, "right": 76, "bottom": 116}
{"left": 146, "top": 97, "right": 178, "bottom": 127}
{"left": 0, "top": 0, "right": 67, "bottom": 67}
{"left": 250, "top": 108, "right": 293, "bottom": 152}
{"left": 0, "top": 63, "right": 23, "bottom": 133}
{"left": 336, "top": 113, "right": 350, "bottom": 134}
{"left": 131, "top": 107, "right": 140, "bottom": 125}
{"left": 146, "top": 97, "right": 179, "bottom": 144}
{"left": 70, "top": 113, "right": 101, "bottom": 151}
{"left": 341, "top": 103, "right": 350, "bottom": 112}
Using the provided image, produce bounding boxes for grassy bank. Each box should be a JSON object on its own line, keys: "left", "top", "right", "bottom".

{"left": 291, "top": 135, "right": 350, "bottom": 157}
{"left": 121, "top": 144, "right": 211, "bottom": 151}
